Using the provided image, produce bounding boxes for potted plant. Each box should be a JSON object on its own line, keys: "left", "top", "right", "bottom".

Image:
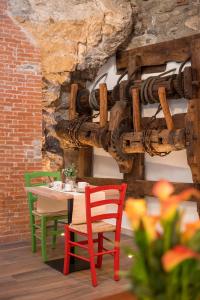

{"left": 125, "top": 180, "right": 200, "bottom": 300}
{"left": 62, "top": 163, "right": 77, "bottom": 184}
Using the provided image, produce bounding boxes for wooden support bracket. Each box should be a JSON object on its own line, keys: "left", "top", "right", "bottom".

{"left": 99, "top": 83, "right": 108, "bottom": 127}
{"left": 158, "top": 86, "right": 174, "bottom": 131}
{"left": 132, "top": 88, "right": 141, "bottom": 132}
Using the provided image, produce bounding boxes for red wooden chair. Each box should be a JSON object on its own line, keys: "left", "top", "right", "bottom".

{"left": 63, "top": 183, "right": 127, "bottom": 287}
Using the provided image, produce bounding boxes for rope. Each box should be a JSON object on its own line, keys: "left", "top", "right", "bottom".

{"left": 139, "top": 68, "right": 176, "bottom": 105}
{"left": 89, "top": 73, "right": 108, "bottom": 110}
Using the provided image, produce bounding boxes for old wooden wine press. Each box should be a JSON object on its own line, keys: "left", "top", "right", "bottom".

{"left": 56, "top": 34, "right": 200, "bottom": 214}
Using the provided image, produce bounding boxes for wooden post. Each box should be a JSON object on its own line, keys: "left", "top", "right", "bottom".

{"left": 158, "top": 86, "right": 174, "bottom": 131}
{"left": 132, "top": 88, "right": 141, "bottom": 132}
{"left": 124, "top": 55, "right": 145, "bottom": 184}
{"left": 186, "top": 38, "right": 200, "bottom": 217}
{"left": 99, "top": 83, "right": 108, "bottom": 127}
{"left": 69, "top": 84, "right": 78, "bottom": 120}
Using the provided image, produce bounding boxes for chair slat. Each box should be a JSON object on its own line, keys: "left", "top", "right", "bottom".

{"left": 91, "top": 213, "right": 118, "bottom": 222}
{"left": 88, "top": 184, "right": 123, "bottom": 194}
{"left": 90, "top": 199, "right": 119, "bottom": 208}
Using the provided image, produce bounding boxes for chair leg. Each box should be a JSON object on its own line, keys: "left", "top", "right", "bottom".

{"left": 114, "top": 248, "right": 120, "bottom": 281}
{"left": 88, "top": 238, "right": 97, "bottom": 287}
{"left": 52, "top": 219, "right": 58, "bottom": 249}
{"left": 30, "top": 214, "right": 36, "bottom": 253}
{"left": 96, "top": 233, "right": 103, "bottom": 268}
{"left": 41, "top": 216, "right": 48, "bottom": 262}
{"left": 63, "top": 225, "right": 70, "bottom": 275}
{"left": 89, "top": 255, "right": 97, "bottom": 287}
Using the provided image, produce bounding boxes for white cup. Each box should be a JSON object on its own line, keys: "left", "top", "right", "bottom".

{"left": 78, "top": 181, "right": 89, "bottom": 189}
{"left": 64, "top": 183, "right": 72, "bottom": 192}
{"left": 52, "top": 181, "right": 62, "bottom": 190}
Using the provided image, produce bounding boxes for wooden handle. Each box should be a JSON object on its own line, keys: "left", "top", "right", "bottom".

{"left": 158, "top": 86, "right": 174, "bottom": 131}
{"left": 99, "top": 83, "right": 108, "bottom": 127}
{"left": 132, "top": 88, "right": 141, "bottom": 132}
{"left": 69, "top": 83, "right": 78, "bottom": 120}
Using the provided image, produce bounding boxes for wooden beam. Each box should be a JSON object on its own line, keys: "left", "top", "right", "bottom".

{"left": 99, "top": 83, "right": 108, "bottom": 127}
{"left": 142, "top": 113, "right": 185, "bottom": 129}
{"left": 69, "top": 83, "right": 78, "bottom": 120}
{"left": 122, "top": 128, "right": 186, "bottom": 153}
{"left": 116, "top": 34, "right": 200, "bottom": 72}
{"left": 82, "top": 177, "right": 197, "bottom": 201}
{"left": 185, "top": 37, "right": 200, "bottom": 216}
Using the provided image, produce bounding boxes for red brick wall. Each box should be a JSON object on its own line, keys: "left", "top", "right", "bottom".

{"left": 0, "top": 0, "right": 42, "bottom": 243}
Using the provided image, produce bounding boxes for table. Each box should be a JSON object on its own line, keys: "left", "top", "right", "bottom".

{"left": 25, "top": 186, "right": 78, "bottom": 222}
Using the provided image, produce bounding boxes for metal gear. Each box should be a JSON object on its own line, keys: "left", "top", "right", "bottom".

{"left": 111, "top": 119, "right": 133, "bottom": 161}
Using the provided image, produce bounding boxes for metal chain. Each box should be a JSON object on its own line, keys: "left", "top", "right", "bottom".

{"left": 142, "top": 104, "right": 171, "bottom": 157}
{"left": 67, "top": 113, "right": 100, "bottom": 148}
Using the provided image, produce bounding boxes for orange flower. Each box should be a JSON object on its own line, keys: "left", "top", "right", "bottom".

{"left": 161, "top": 201, "right": 178, "bottom": 221}
{"left": 152, "top": 180, "right": 174, "bottom": 201}
{"left": 142, "top": 215, "right": 160, "bottom": 242}
{"left": 174, "top": 188, "right": 200, "bottom": 202}
{"left": 162, "top": 245, "right": 200, "bottom": 272}
{"left": 125, "top": 198, "right": 146, "bottom": 230}
{"left": 182, "top": 220, "right": 200, "bottom": 242}
{"left": 160, "top": 187, "right": 200, "bottom": 221}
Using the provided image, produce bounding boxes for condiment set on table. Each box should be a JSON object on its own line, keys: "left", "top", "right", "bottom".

{"left": 49, "top": 180, "right": 89, "bottom": 193}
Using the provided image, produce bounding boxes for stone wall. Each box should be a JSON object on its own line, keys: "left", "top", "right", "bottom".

{"left": 0, "top": 0, "right": 42, "bottom": 242}
{"left": 128, "top": 0, "right": 200, "bottom": 48}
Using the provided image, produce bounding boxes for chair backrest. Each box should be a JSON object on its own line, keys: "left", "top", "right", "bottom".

{"left": 24, "top": 171, "right": 61, "bottom": 210}
{"left": 85, "top": 184, "right": 127, "bottom": 242}
{"left": 24, "top": 171, "right": 61, "bottom": 188}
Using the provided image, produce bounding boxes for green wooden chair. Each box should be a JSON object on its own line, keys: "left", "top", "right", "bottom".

{"left": 24, "top": 171, "right": 68, "bottom": 261}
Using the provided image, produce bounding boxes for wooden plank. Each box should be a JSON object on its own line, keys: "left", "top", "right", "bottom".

{"left": 69, "top": 84, "right": 78, "bottom": 120}
{"left": 0, "top": 236, "right": 132, "bottom": 300}
{"left": 99, "top": 83, "right": 108, "bottom": 127}
{"left": 98, "top": 291, "right": 135, "bottom": 300}
{"left": 116, "top": 34, "right": 200, "bottom": 71}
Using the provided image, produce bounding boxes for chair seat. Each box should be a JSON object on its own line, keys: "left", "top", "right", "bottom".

{"left": 70, "top": 221, "right": 116, "bottom": 234}
{"left": 32, "top": 210, "right": 68, "bottom": 217}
